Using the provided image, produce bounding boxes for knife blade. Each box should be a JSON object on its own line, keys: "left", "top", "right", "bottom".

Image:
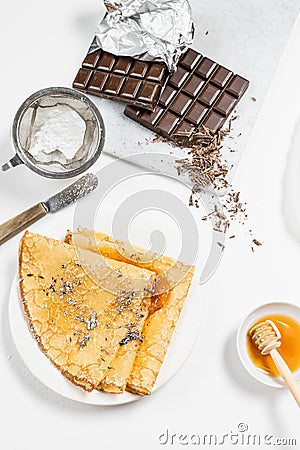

{"left": 44, "top": 173, "right": 98, "bottom": 212}
{"left": 0, "top": 173, "right": 98, "bottom": 245}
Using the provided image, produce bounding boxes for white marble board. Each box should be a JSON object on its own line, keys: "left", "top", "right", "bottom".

{"left": 87, "top": 0, "right": 300, "bottom": 195}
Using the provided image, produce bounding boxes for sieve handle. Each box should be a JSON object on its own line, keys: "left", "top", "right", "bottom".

{"left": 2, "top": 154, "right": 23, "bottom": 172}
{"left": 0, "top": 203, "right": 48, "bottom": 245}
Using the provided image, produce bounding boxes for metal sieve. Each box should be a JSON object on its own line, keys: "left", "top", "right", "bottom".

{"left": 2, "top": 87, "right": 105, "bottom": 179}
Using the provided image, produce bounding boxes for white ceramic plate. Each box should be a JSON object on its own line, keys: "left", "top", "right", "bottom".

{"left": 8, "top": 239, "right": 202, "bottom": 406}
{"left": 236, "top": 302, "right": 300, "bottom": 388}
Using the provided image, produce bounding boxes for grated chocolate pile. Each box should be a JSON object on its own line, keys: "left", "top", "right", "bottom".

{"left": 176, "top": 125, "right": 230, "bottom": 191}
{"left": 174, "top": 125, "right": 261, "bottom": 250}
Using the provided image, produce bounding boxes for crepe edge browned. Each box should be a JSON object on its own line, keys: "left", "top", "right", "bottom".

{"left": 18, "top": 231, "right": 97, "bottom": 392}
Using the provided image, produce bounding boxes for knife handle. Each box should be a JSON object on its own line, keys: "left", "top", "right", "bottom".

{"left": 0, "top": 203, "right": 48, "bottom": 245}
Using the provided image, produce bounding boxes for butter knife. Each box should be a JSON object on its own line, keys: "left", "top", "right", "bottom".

{"left": 0, "top": 173, "right": 98, "bottom": 245}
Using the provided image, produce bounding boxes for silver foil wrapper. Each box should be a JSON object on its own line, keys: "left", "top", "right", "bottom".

{"left": 90, "top": 0, "right": 194, "bottom": 72}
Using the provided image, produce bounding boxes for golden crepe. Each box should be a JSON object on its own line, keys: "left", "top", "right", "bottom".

{"left": 19, "top": 231, "right": 156, "bottom": 392}
{"left": 65, "top": 229, "right": 194, "bottom": 395}
{"left": 126, "top": 274, "right": 193, "bottom": 395}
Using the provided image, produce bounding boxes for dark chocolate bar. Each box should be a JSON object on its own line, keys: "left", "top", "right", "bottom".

{"left": 73, "top": 49, "right": 168, "bottom": 110}
{"left": 124, "top": 48, "right": 249, "bottom": 141}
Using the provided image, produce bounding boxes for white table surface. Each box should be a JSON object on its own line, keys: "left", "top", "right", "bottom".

{"left": 1, "top": 1, "right": 300, "bottom": 449}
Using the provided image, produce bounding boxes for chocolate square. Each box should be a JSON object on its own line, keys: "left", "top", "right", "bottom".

{"left": 124, "top": 47, "right": 249, "bottom": 142}
{"left": 73, "top": 48, "right": 168, "bottom": 110}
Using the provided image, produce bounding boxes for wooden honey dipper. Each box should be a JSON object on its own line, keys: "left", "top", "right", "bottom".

{"left": 249, "top": 319, "right": 300, "bottom": 407}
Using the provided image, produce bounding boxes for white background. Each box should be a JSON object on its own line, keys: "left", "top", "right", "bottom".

{"left": 1, "top": 1, "right": 300, "bottom": 449}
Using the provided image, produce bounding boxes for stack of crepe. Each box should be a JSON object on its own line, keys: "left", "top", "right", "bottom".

{"left": 19, "top": 229, "right": 194, "bottom": 396}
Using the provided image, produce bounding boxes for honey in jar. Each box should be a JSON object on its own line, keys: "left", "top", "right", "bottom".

{"left": 246, "top": 314, "right": 300, "bottom": 377}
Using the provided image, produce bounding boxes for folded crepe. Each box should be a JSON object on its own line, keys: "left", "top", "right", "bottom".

{"left": 19, "top": 231, "right": 156, "bottom": 392}
{"left": 65, "top": 229, "right": 194, "bottom": 395}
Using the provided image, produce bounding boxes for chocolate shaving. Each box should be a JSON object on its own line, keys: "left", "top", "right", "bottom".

{"left": 217, "top": 242, "right": 225, "bottom": 251}
{"left": 253, "top": 239, "right": 262, "bottom": 246}
{"left": 119, "top": 329, "right": 144, "bottom": 346}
